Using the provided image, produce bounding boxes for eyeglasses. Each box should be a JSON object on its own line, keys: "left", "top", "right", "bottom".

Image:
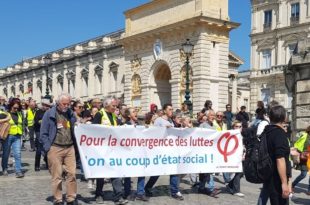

{"left": 216, "top": 115, "right": 224, "bottom": 118}
{"left": 78, "top": 106, "right": 83, "bottom": 109}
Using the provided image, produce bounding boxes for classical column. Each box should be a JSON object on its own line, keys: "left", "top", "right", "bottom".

{"left": 308, "top": 0, "right": 310, "bottom": 17}
{"left": 63, "top": 64, "right": 69, "bottom": 94}
{"left": 51, "top": 66, "right": 58, "bottom": 99}
{"left": 88, "top": 62, "right": 95, "bottom": 98}
{"left": 232, "top": 75, "right": 238, "bottom": 113}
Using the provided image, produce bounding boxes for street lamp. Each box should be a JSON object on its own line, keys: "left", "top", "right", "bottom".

{"left": 43, "top": 54, "right": 52, "bottom": 101}
{"left": 181, "top": 39, "right": 194, "bottom": 116}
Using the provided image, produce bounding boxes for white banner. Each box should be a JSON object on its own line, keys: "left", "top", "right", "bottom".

{"left": 75, "top": 125, "right": 243, "bottom": 178}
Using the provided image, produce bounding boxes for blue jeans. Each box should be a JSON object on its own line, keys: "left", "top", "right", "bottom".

{"left": 136, "top": 177, "right": 146, "bottom": 196}
{"left": 199, "top": 173, "right": 215, "bottom": 192}
{"left": 1, "top": 135, "right": 22, "bottom": 173}
{"left": 292, "top": 170, "right": 310, "bottom": 192}
{"left": 145, "top": 175, "right": 180, "bottom": 195}
{"left": 257, "top": 183, "right": 269, "bottom": 205}
{"left": 223, "top": 172, "right": 232, "bottom": 183}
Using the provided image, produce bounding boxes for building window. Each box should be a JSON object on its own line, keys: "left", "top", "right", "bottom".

{"left": 69, "top": 80, "right": 75, "bottom": 96}
{"left": 66, "top": 70, "right": 76, "bottom": 96}
{"left": 262, "top": 49, "right": 271, "bottom": 69}
{"left": 264, "top": 10, "right": 272, "bottom": 31}
{"left": 109, "top": 62, "right": 119, "bottom": 93}
{"left": 3, "top": 87, "right": 8, "bottom": 97}
{"left": 11, "top": 85, "right": 16, "bottom": 97}
{"left": 81, "top": 68, "right": 89, "bottom": 96}
{"left": 37, "top": 79, "right": 42, "bottom": 97}
{"left": 57, "top": 74, "right": 64, "bottom": 93}
{"left": 243, "top": 98, "right": 249, "bottom": 109}
{"left": 288, "top": 44, "right": 297, "bottom": 56}
{"left": 94, "top": 64, "right": 103, "bottom": 95}
{"left": 291, "top": 3, "right": 300, "bottom": 25}
{"left": 261, "top": 88, "right": 271, "bottom": 108}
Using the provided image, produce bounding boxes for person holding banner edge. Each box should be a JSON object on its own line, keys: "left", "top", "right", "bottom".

{"left": 144, "top": 103, "right": 184, "bottom": 200}
{"left": 92, "top": 97, "right": 128, "bottom": 205}
{"left": 122, "top": 107, "right": 150, "bottom": 201}
{"left": 198, "top": 110, "right": 221, "bottom": 197}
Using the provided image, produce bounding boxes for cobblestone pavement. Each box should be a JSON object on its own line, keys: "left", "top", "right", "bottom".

{"left": 0, "top": 146, "right": 309, "bottom": 205}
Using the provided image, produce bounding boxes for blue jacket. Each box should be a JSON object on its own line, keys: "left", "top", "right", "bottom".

{"left": 39, "top": 106, "right": 76, "bottom": 154}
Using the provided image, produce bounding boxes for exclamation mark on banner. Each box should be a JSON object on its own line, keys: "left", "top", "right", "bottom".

{"left": 211, "top": 154, "right": 214, "bottom": 163}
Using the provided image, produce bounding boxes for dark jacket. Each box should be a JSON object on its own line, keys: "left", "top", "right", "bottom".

{"left": 265, "top": 125, "right": 292, "bottom": 179}
{"left": 34, "top": 109, "right": 46, "bottom": 133}
{"left": 236, "top": 111, "right": 249, "bottom": 128}
{"left": 39, "top": 106, "right": 76, "bottom": 154}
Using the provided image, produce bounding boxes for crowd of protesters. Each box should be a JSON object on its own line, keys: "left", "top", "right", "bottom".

{"left": 0, "top": 93, "right": 309, "bottom": 205}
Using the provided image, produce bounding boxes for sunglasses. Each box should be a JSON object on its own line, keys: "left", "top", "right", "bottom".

{"left": 78, "top": 106, "right": 83, "bottom": 109}
{"left": 234, "top": 126, "right": 242, "bottom": 128}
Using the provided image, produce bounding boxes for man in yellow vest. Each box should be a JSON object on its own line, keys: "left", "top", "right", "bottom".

{"left": 26, "top": 100, "right": 37, "bottom": 151}
{"left": 92, "top": 97, "right": 128, "bottom": 205}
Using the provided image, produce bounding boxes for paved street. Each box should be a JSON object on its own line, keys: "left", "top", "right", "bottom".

{"left": 0, "top": 146, "right": 309, "bottom": 205}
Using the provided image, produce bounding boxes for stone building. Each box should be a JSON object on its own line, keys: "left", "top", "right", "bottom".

{"left": 249, "top": 0, "right": 310, "bottom": 116}
{"left": 0, "top": 0, "right": 242, "bottom": 114}
{"left": 285, "top": 38, "right": 310, "bottom": 132}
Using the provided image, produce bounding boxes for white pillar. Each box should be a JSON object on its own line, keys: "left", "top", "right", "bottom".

{"left": 232, "top": 76, "right": 238, "bottom": 113}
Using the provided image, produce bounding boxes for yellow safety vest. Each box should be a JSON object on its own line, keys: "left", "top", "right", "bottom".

{"left": 100, "top": 109, "right": 117, "bottom": 126}
{"left": 9, "top": 112, "right": 23, "bottom": 135}
{"left": 213, "top": 120, "right": 227, "bottom": 131}
{"left": 27, "top": 108, "right": 36, "bottom": 127}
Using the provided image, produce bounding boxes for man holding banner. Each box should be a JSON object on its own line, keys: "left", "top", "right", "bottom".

{"left": 92, "top": 97, "right": 128, "bottom": 205}
{"left": 144, "top": 103, "right": 184, "bottom": 200}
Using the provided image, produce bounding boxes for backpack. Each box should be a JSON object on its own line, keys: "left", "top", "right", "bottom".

{"left": 242, "top": 126, "right": 274, "bottom": 184}
{"left": 242, "top": 119, "right": 266, "bottom": 147}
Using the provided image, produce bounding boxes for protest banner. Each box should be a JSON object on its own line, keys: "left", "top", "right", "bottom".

{"left": 75, "top": 124, "right": 243, "bottom": 178}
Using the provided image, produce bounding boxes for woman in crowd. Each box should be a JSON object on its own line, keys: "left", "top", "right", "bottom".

{"left": 292, "top": 125, "right": 310, "bottom": 195}
{"left": 72, "top": 101, "right": 89, "bottom": 124}
{"left": 226, "top": 120, "right": 245, "bottom": 197}
{"left": 122, "top": 108, "right": 149, "bottom": 201}
{"left": 1, "top": 98, "right": 24, "bottom": 178}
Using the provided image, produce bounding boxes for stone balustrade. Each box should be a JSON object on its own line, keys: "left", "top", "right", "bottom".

{"left": 0, "top": 29, "right": 124, "bottom": 78}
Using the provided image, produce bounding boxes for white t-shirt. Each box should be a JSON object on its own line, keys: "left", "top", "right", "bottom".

{"left": 154, "top": 117, "right": 174, "bottom": 127}
{"left": 256, "top": 119, "right": 269, "bottom": 136}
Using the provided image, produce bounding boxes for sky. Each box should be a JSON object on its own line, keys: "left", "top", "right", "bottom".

{"left": 0, "top": 0, "right": 251, "bottom": 71}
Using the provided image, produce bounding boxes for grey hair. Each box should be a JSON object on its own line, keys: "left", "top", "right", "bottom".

{"left": 56, "top": 93, "right": 71, "bottom": 103}
{"left": 103, "top": 97, "right": 116, "bottom": 108}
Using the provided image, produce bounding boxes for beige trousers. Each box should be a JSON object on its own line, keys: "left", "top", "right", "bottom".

{"left": 48, "top": 145, "right": 77, "bottom": 203}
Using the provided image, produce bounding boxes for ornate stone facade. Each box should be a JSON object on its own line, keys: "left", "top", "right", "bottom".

{"left": 0, "top": 0, "right": 242, "bottom": 114}
{"left": 249, "top": 0, "right": 310, "bottom": 117}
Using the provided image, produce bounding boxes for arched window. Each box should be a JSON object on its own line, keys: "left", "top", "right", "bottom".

{"left": 37, "top": 79, "right": 42, "bottom": 97}
{"left": 94, "top": 64, "right": 103, "bottom": 94}
{"left": 27, "top": 82, "right": 33, "bottom": 94}
{"left": 19, "top": 83, "right": 24, "bottom": 94}
{"left": 81, "top": 68, "right": 89, "bottom": 96}
{"left": 66, "top": 70, "right": 76, "bottom": 96}
{"left": 109, "top": 62, "right": 119, "bottom": 92}
{"left": 3, "top": 87, "right": 8, "bottom": 97}
{"left": 57, "top": 74, "right": 64, "bottom": 93}
{"left": 11, "top": 85, "right": 16, "bottom": 97}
